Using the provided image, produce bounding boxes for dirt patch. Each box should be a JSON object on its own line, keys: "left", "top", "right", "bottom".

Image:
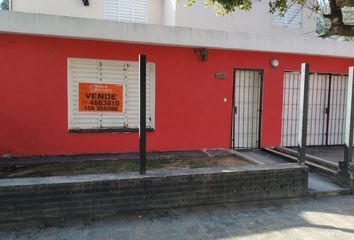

{"left": 0, "top": 155, "right": 252, "bottom": 178}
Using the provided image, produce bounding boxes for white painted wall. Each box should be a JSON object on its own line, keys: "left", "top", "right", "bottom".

{"left": 11, "top": 0, "right": 164, "bottom": 25}
{"left": 12, "top": 0, "right": 105, "bottom": 19}
{"left": 150, "top": 0, "right": 164, "bottom": 25}
{"left": 163, "top": 0, "right": 176, "bottom": 26}
{"left": 173, "top": 1, "right": 317, "bottom": 37}
{"left": 11, "top": 0, "right": 316, "bottom": 36}
{"left": 1, "top": 11, "right": 353, "bottom": 58}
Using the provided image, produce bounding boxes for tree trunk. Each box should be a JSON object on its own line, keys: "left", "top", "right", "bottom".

{"left": 322, "top": 0, "right": 354, "bottom": 37}
{"left": 336, "top": 0, "right": 354, "bottom": 8}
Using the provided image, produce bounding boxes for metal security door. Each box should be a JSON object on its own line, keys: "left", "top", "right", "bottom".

{"left": 281, "top": 72, "right": 348, "bottom": 147}
{"left": 233, "top": 69, "right": 263, "bottom": 149}
{"left": 327, "top": 75, "right": 347, "bottom": 145}
{"left": 307, "top": 73, "right": 329, "bottom": 146}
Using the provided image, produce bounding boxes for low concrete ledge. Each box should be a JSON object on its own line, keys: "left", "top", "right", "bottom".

{"left": 0, "top": 163, "right": 308, "bottom": 227}
{"left": 275, "top": 146, "right": 338, "bottom": 170}
{"left": 230, "top": 150, "right": 265, "bottom": 165}
{"left": 0, "top": 149, "right": 237, "bottom": 167}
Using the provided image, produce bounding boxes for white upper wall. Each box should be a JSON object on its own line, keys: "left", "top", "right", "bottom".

{"left": 12, "top": 0, "right": 105, "bottom": 19}
{"left": 149, "top": 0, "right": 164, "bottom": 25}
{"left": 170, "top": 0, "right": 316, "bottom": 37}
{"left": 10, "top": 0, "right": 316, "bottom": 37}
{"left": 0, "top": 11, "right": 353, "bottom": 59}
{"left": 163, "top": 0, "right": 176, "bottom": 26}
{"left": 11, "top": 0, "right": 164, "bottom": 25}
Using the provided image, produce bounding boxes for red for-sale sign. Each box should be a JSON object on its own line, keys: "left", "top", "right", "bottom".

{"left": 78, "top": 83, "right": 124, "bottom": 112}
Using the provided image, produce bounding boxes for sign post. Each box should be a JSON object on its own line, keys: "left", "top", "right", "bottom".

{"left": 139, "top": 54, "right": 147, "bottom": 175}
{"left": 298, "top": 63, "right": 310, "bottom": 164}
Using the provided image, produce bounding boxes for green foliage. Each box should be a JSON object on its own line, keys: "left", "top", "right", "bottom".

{"left": 269, "top": 0, "right": 307, "bottom": 15}
{"left": 342, "top": 6, "right": 354, "bottom": 25}
{"left": 182, "top": 0, "right": 309, "bottom": 15}
{"left": 181, "top": 0, "right": 354, "bottom": 38}
{"left": 126, "top": 160, "right": 139, "bottom": 171}
{"left": 125, "top": 158, "right": 175, "bottom": 171}
{"left": 147, "top": 158, "right": 173, "bottom": 169}
{"left": 0, "top": 0, "right": 9, "bottom": 10}
{"left": 317, "top": 12, "right": 331, "bottom": 36}
{"left": 182, "top": 0, "right": 253, "bottom": 15}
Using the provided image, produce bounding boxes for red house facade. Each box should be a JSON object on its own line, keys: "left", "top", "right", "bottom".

{"left": 1, "top": 12, "right": 354, "bottom": 157}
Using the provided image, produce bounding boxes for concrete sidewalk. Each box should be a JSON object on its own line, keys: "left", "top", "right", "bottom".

{"left": 1, "top": 195, "right": 354, "bottom": 240}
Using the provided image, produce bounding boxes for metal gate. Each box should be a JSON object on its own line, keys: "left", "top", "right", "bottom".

{"left": 232, "top": 69, "right": 263, "bottom": 149}
{"left": 281, "top": 72, "right": 348, "bottom": 147}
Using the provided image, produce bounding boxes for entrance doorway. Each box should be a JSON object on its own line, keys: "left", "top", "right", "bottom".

{"left": 232, "top": 69, "right": 263, "bottom": 149}
{"left": 281, "top": 72, "right": 348, "bottom": 147}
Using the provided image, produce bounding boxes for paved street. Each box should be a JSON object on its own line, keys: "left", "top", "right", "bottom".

{"left": 1, "top": 195, "right": 354, "bottom": 240}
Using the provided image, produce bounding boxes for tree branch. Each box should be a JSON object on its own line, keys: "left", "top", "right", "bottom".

{"left": 321, "top": 24, "right": 354, "bottom": 37}
{"left": 336, "top": 0, "right": 354, "bottom": 8}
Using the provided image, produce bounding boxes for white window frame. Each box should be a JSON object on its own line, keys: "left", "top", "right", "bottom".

{"left": 67, "top": 57, "right": 155, "bottom": 132}
{"left": 271, "top": 2, "right": 302, "bottom": 28}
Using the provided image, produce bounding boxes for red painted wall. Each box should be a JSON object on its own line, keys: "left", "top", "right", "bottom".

{"left": 0, "top": 33, "right": 353, "bottom": 157}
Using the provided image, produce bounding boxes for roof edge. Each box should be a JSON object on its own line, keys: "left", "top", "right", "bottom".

{"left": 0, "top": 11, "right": 353, "bottom": 58}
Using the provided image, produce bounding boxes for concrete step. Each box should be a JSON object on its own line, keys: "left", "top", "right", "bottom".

{"left": 238, "top": 148, "right": 352, "bottom": 198}
{"left": 275, "top": 146, "right": 338, "bottom": 171}
{"left": 306, "top": 161, "right": 338, "bottom": 178}
{"left": 309, "top": 188, "right": 352, "bottom": 197}
{"left": 229, "top": 150, "right": 266, "bottom": 165}
{"left": 264, "top": 147, "right": 338, "bottom": 179}
{"left": 262, "top": 148, "right": 297, "bottom": 162}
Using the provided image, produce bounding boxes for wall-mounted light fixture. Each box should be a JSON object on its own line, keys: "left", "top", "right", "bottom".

{"left": 83, "top": 0, "right": 90, "bottom": 6}
{"left": 195, "top": 48, "right": 208, "bottom": 62}
{"left": 270, "top": 58, "right": 280, "bottom": 68}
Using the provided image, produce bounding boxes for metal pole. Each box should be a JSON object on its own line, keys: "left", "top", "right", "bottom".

{"left": 298, "top": 63, "right": 310, "bottom": 164}
{"left": 139, "top": 54, "right": 147, "bottom": 175}
{"left": 339, "top": 66, "right": 354, "bottom": 185}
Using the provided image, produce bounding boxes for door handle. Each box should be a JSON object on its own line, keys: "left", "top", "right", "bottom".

{"left": 234, "top": 106, "right": 237, "bottom": 114}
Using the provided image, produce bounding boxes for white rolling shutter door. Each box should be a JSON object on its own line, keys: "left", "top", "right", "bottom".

{"left": 68, "top": 59, "right": 101, "bottom": 130}
{"left": 104, "top": 0, "right": 148, "bottom": 23}
{"left": 124, "top": 62, "right": 155, "bottom": 128}
{"left": 100, "top": 60, "right": 128, "bottom": 128}
{"left": 68, "top": 58, "right": 155, "bottom": 131}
